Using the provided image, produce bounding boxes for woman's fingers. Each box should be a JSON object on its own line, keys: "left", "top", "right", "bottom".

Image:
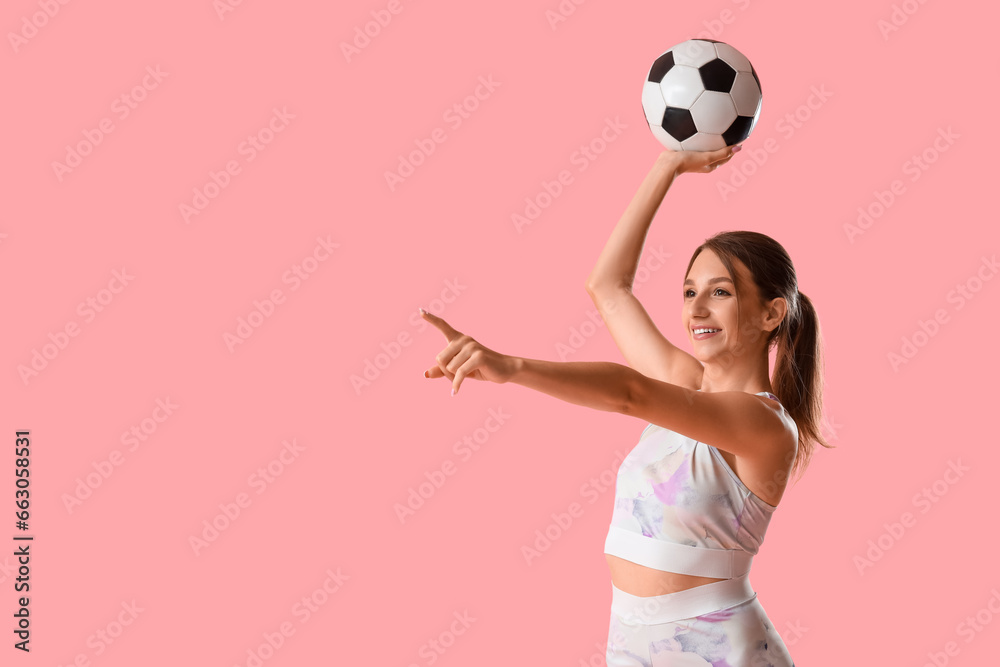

{"left": 419, "top": 308, "right": 464, "bottom": 380}
{"left": 423, "top": 342, "right": 480, "bottom": 395}
{"left": 701, "top": 145, "right": 740, "bottom": 172}
{"left": 419, "top": 307, "right": 474, "bottom": 392}
{"left": 695, "top": 145, "right": 729, "bottom": 171}
{"left": 710, "top": 145, "right": 734, "bottom": 162}
{"left": 675, "top": 145, "right": 737, "bottom": 174}
{"left": 451, "top": 350, "right": 483, "bottom": 396}
{"left": 424, "top": 366, "right": 447, "bottom": 379}
{"left": 418, "top": 307, "right": 498, "bottom": 394}
{"left": 419, "top": 308, "right": 459, "bottom": 341}
{"left": 445, "top": 343, "right": 475, "bottom": 377}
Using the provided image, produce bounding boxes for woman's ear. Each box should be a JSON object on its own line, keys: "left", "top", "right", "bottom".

{"left": 765, "top": 297, "right": 788, "bottom": 333}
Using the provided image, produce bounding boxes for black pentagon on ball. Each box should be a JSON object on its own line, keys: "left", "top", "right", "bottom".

{"left": 722, "top": 116, "right": 755, "bottom": 146}
{"left": 648, "top": 51, "right": 675, "bottom": 83}
{"left": 699, "top": 58, "right": 737, "bottom": 93}
{"left": 661, "top": 107, "right": 698, "bottom": 142}
{"left": 751, "top": 66, "right": 761, "bottom": 95}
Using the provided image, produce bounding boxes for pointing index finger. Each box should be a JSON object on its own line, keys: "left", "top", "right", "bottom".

{"left": 419, "top": 308, "right": 458, "bottom": 338}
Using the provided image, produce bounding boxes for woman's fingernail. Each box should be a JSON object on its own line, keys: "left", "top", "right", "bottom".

{"left": 423, "top": 370, "right": 428, "bottom": 378}
{"left": 451, "top": 387, "right": 456, "bottom": 397}
{"left": 419, "top": 307, "right": 427, "bottom": 315}
{"left": 732, "top": 145, "right": 742, "bottom": 153}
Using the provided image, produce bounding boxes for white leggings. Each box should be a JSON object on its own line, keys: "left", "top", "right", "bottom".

{"left": 606, "top": 574, "right": 795, "bottom": 666}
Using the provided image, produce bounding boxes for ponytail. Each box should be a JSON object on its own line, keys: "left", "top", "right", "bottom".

{"left": 771, "top": 289, "right": 832, "bottom": 481}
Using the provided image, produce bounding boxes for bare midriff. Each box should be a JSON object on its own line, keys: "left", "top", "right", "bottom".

{"left": 605, "top": 553, "right": 727, "bottom": 597}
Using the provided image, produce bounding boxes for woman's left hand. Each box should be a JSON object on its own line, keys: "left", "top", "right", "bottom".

{"left": 420, "top": 309, "right": 518, "bottom": 395}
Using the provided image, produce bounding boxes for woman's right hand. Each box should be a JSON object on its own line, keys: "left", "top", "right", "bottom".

{"left": 661, "top": 144, "right": 740, "bottom": 175}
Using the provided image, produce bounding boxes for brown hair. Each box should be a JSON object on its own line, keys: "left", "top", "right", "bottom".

{"left": 684, "top": 230, "right": 834, "bottom": 481}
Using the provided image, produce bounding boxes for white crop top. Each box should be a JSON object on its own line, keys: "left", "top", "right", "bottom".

{"left": 604, "top": 392, "right": 790, "bottom": 579}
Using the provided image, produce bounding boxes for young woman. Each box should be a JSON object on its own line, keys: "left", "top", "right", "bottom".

{"left": 420, "top": 145, "right": 830, "bottom": 666}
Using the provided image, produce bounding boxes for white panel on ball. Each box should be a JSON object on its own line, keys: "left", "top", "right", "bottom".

{"left": 689, "top": 92, "right": 737, "bottom": 135}
{"left": 648, "top": 124, "right": 683, "bottom": 151}
{"left": 641, "top": 81, "right": 667, "bottom": 126}
{"left": 671, "top": 40, "right": 718, "bottom": 68}
{"left": 713, "top": 42, "right": 753, "bottom": 73}
{"left": 680, "top": 132, "right": 727, "bottom": 152}
{"left": 659, "top": 65, "right": 704, "bottom": 109}
{"left": 729, "top": 72, "right": 761, "bottom": 117}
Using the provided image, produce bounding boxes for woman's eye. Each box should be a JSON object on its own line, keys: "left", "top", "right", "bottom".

{"left": 684, "top": 288, "right": 730, "bottom": 297}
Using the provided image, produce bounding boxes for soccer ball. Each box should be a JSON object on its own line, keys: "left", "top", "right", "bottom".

{"left": 641, "top": 39, "right": 762, "bottom": 152}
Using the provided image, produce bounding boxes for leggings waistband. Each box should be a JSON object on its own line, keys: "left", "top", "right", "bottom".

{"left": 610, "top": 573, "right": 756, "bottom": 624}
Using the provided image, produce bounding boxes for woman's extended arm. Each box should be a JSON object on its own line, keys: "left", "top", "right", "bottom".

{"left": 419, "top": 309, "right": 789, "bottom": 460}
{"left": 420, "top": 308, "right": 638, "bottom": 409}
{"left": 508, "top": 356, "right": 636, "bottom": 415}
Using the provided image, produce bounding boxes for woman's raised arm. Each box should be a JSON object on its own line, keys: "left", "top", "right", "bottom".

{"left": 584, "top": 147, "right": 738, "bottom": 384}
{"left": 584, "top": 147, "right": 736, "bottom": 292}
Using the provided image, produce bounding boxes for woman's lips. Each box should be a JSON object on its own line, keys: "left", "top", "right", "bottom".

{"left": 692, "top": 329, "right": 721, "bottom": 340}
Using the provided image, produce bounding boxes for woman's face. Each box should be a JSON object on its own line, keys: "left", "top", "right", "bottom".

{"left": 682, "top": 249, "right": 765, "bottom": 361}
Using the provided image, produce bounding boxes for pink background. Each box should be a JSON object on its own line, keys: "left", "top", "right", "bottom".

{"left": 3, "top": 0, "right": 998, "bottom": 664}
